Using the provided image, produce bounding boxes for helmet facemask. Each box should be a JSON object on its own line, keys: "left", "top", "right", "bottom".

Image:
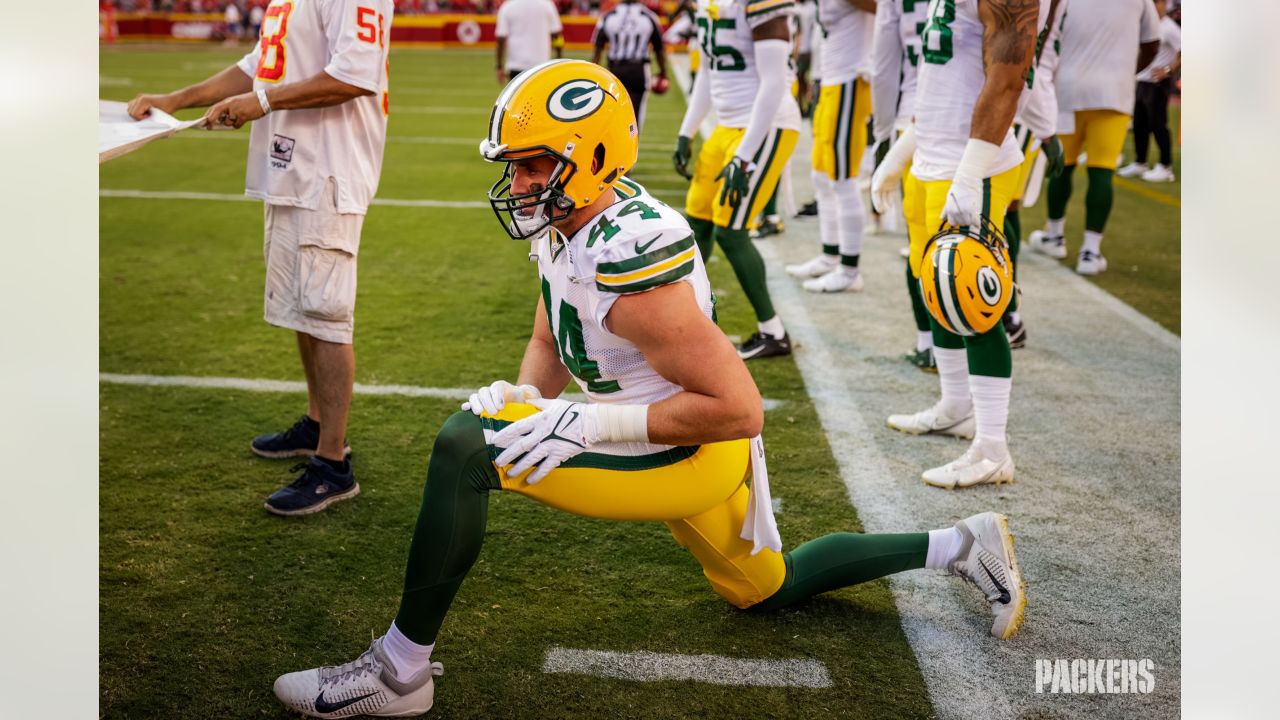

{"left": 485, "top": 149, "right": 578, "bottom": 241}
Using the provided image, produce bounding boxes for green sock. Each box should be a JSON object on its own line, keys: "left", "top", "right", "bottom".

{"left": 689, "top": 216, "right": 715, "bottom": 263}
{"left": 1046, "top": 164, "right": 1074, "bottom": 223}
{"left": 964, "top": 323, "right": 1012, "bottom": 378}
{"left": 394, "top": 412, "right": 500, "bottom": 645}
{"left": 716, "top": 226, "right": 777, "bottom": 322}
{"left": 754, "top": 532, "right": 929, "bottom": 611}
{"left": 762, "top": 187, "right": 779, "bottom": 219}
{"left": 1084, "top": 167, "right": 1114, "bottom": 232}
{"left": 906, "top": 264, "right": 930, "bottom": 333}
{"left": 931, "top": 316, "right": 966, "bottom": 350}
{"left": 1004, "top": 209, "right": 1021, "bottom": 313}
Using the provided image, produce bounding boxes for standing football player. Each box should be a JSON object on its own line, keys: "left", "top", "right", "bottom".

{"left": 784, "top": 0, "right": 876, "bottom": 294}
{"left": 270, "top": 61, "right": 1028, "bottom": 718}
{"left": 1001, "top": 0, "right": 1068, "bottom": 349}
{"left": 673, "top": 0, "right": 803, "bottom": 359}
{"left": 871, "top": 0, "right": 1053, "bottom": 488}
{"left": 1027, "top": 0, "right": 1160, "bottom": 275}
{"left": 871, "top": 0, "right": 932, "bottom": 369}
{"left": 127, "top": 0, "right": 394, "bottom": 515}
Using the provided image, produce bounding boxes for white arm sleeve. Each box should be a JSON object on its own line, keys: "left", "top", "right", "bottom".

{"left": 678, "top": 51, "right": 713, "bottom": 138}
{"left": 871, "top": 0, "right": 903, "bottom": 143}
{"left": 733, "top": 38, "right": 790, "bottom": 163}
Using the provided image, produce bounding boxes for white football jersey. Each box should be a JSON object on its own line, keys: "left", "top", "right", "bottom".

{"left": 1056, "top": 0, "right": 1161, "bottom": 113}
{"left": 816, "top": 0, "right": 874, "bottom": 85}
{"left": 534, "top": 178, "right": 715, "bottom": 458}
{"left": 695, "top": 0, "right": 802, "bottom": 130}
{"left": 1015, "top": 0, "right": 1067, "bottom": 141}
{"left": 236, "top": 0, "right": 393, "bottom": 214}
{"left": 912, "top": 0, "right": 1052, "bottom": 182}
{"left": 871, "top": 0, "right": 930, "bottom": 138}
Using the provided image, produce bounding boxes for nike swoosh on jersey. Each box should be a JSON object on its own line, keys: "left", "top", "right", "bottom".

{"left": 634, "top": 236, "right": 661, "bottom": 253}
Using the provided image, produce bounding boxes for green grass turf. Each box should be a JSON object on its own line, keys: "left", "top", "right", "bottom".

{"left": 1018, "top": 105, "right": 1181, "bottom": 334}
{"left": 100, "top": 46, "right": 934, "bottom": 719}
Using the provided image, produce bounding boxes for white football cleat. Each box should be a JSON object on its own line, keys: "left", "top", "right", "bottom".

{"left": 802, "top": 267, "right": 864, "bottom": 293}
{"left": 922, "top": 438, "right": 1015, "bottom": 489}
{"left": 785, "top": 254, "right": 838, "bottom": 278}
{"left": 273, "top": 637, "right": 444, "bottom": 718}
{"left": 1027, "top": 230, "right": 1067, "bottom": 259}
{"left": 1116, "top": 161, "right": 1149, "bottom": 178}
{"left": 1141, "top": 164, "right": 1175, "bottom": 183}
{"left": 1076, "top": 250, "right": 1108, "bottom": 275}
{"left": 887, "top": 401, "right": 975, "bottom": 439}
{"left": 950, "top": 511, "right": 1027, "bottom": 639}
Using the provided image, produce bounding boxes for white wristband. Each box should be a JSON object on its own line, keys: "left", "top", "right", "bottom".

{"left": 256, "top": 88, "right": 272, "bottom": 115}
{"left": 594, "top": 403, "right": 650, "bottom": 443}
{"left": 954, "top": 138, "right": 1000, "bottom": 182}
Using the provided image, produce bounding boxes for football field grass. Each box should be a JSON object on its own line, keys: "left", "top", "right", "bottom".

{"left": 99, "top": 44, "right": 1181, "bottom": 719}
{"left": 100, "top": 46, "right": 933, "bottom": 719}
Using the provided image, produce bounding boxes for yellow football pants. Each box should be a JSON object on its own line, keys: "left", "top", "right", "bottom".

{"left": 485, "top": 403, "right": 787, "bottom": 609}
{"left": 1059, "top": 109, "right": 1130, "bottom": 170}
{"left": 904, "top": 166, "right": 1021, "bottom": 278}
{"left": 812, "top": 77, "right": 872, "bottom": 181}
{"left": 685, "top": 125, "right": 799, "bottom": 231}
{"left": 1011, "top": 124, "right": 1042, "bottom": 204}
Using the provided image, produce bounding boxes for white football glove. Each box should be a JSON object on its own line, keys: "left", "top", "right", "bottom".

{"left": 940, "top": 172, "right": 984, "bottom": 228}
{"left": 870, "top": 124, "right": 917, "bottom": 215}
{"left": 492, "top": 398, "right": 601, "bottom": 484}
{"left": 941, "top": 138, "right": 1001, "bottom": 228}
{"left": 461, "top": 380, "right": 542, "bottom": 416}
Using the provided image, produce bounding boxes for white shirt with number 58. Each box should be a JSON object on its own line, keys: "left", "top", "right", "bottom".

{"left": 236, "top": 0, "right": 394, "bottom": 215}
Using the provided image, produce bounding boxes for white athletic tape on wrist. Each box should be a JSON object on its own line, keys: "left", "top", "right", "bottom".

{"left": 955, "top": 138, "right": 1000, "bottom": 183}
{"left": 257, "top": 89, "right": 272, "bottom": 115}
{"left": 594, "top": 403, "right": 649, "bottom": 443}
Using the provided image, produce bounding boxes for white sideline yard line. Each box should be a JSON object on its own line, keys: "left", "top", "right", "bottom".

{"left": 99, "top": 189, "right": 488, "bottom": 209}
{"left": 541, "top": 648, "right": 831, "bottom": 688}
{"left": 98, "top": 373, "right": 785, "bottom": 411}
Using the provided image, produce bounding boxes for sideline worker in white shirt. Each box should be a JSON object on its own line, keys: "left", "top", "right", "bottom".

{"left": 495, "top": 0, "right": 564, "bottom": 84}
{"left": 127, "top": 0, "right": 394, "bottom": 516}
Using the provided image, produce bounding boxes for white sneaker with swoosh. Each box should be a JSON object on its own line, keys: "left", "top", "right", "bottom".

{"left": 950, "top": 512, "right": 1027, "bottom": 640}
{"left": 273, "top": 637, "right": 444, "bottom": 718}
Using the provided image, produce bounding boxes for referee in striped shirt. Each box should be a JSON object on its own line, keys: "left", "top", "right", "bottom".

{"left": 591, "top": 0, "right": 669, "bottom": 133}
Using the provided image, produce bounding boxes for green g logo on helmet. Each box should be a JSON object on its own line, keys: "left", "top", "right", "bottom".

{"left": 547, "top": 80, "right": 607, "bottom": 122}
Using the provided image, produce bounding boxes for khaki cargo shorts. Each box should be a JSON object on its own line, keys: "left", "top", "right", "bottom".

{"left": 263, "top": 179, "right": 364, "bottom": 344}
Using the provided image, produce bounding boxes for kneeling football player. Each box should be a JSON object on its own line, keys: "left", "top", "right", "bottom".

{"left": 272, "top": 61, "right": 1028, "bottom": 718}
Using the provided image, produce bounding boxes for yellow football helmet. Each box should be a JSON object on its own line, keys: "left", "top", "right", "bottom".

{"left": 479, "top": 59, "right": 639, "bottom": 239}
{"left": 918, "top": 219, "right": 1014, "bottom": 336}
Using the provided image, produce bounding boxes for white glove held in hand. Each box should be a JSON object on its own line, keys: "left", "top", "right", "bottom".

{"left": 941, "top": 139, "right": 1000, "bottom": 228}
{"left": 492, "top": 399, "right": 600, "bottom": 484}
{"left": 462, "top": 380, "right": 542, "bottom": 416}
{"left": 870, "top": 124, "right": 917, "bottom": 215}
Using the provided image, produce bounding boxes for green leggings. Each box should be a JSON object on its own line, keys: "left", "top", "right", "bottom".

{"left": 690, "top": 216, "right": 777, "bottom": 323}
{"left": 394, "top": 412, "right": 930, "bottom": 644}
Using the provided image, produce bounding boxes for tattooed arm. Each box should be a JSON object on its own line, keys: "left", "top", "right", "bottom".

{"left": 970, "top": 0, "right": 1041, "bottom": 144}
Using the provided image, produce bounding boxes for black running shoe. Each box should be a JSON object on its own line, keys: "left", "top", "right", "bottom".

{"left": 1003, "top": 314, "right": 1027, "bottom": 350}
{"left": 738, "top": 332, "right": 792, "bottom": 360}
{"left": 265, "top": 457, "right": 360, "bottom": 516}
{"left": 906, "top": 347, "right": 937, "bottom": 373}
{"left": 796, "top": 200, "right": 818, "bottom": 217}
{"left": 753, "top": 218, "right": 785, "bottom": 238}
{"left": 251, "top": 415, "right": 351, "bottom": 459}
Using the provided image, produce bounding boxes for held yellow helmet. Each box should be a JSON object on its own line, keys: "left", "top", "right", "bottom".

{"left": 918, "top": 219, "right": 1015, "bottom": 337}
{"left": 479, "top": 59, "right": 639, "bottom": 239}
